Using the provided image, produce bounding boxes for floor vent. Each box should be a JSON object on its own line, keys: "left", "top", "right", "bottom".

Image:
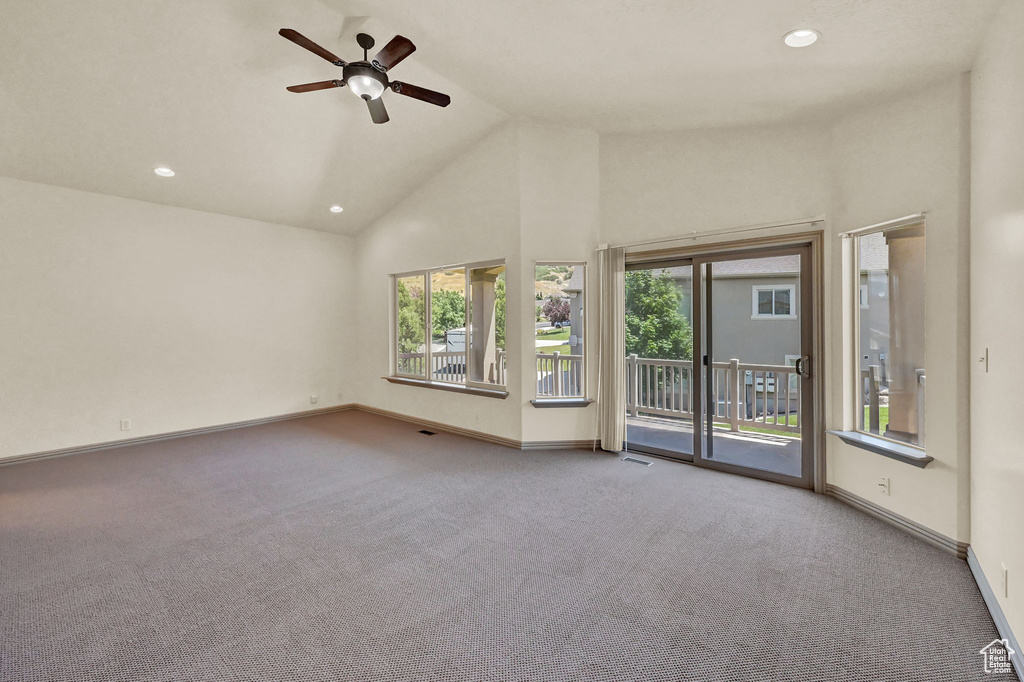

{"left": 418, "top": 430, "right": 437, "bottom": 436}
{"left": 622, "top": 456, "right": 652, "bottom": 466}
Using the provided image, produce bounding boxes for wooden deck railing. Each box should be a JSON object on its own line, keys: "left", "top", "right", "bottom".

{"left": 626, "top": 355, "right": 801, "bottom": 434}
{"left": 860, "top": 364, "right": 926, "bottom": 444}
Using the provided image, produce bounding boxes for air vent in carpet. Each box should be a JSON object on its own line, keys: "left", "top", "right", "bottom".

{"left": 622, "top": 456, "right": 652, "bottom": 466}
{"left": 418, "top": 430, "right": 437, "bottom": 436}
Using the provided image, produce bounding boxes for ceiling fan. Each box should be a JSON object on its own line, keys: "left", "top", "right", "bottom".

{"left": 279, "top": 28, "right": 451, "bottom": 124}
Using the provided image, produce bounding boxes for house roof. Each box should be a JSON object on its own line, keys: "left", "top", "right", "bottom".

{"left": 562, "top": 266, "right": 584, "bottom": 293}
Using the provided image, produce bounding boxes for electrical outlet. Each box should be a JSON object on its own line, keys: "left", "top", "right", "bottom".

{"left": 878, "top": 477, "right": 890, "bottom": 495}
{"left": 310, "top": 394, "right": 318, "bottom": 405}
{"left": 1001, "top": 563, "right": 1009, "bottom": 599}
{"left": 120, "top": 419, "right": 131, "bottom": 432}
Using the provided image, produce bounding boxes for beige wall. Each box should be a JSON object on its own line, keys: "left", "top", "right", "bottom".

{"left": 353, "top": 123, "right": 525, "bottom": 441}
{"left": 971, "top": 0, "right": 1024, "bottom": 643}
{"left": 0, "top": 176, "right": 355, "bottom": 460}
{"left": 517, "top": 122, "right": 600, "bottom": 443}
{"left": 600, "top": 123, "right": 832, "bottom": 243}
{"left": 828, "top": 75, "right": 972, "bottom": 542}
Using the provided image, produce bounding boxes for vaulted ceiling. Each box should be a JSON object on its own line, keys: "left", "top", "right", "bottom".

{"left": 0, "top": 0, "right": 1003, "bottom": 235}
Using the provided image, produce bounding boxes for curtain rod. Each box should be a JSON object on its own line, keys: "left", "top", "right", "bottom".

{"left": 837, "top": 212, "right": 926, "bottom": 239}
{"left": 599, "top": 216, "right": 825, "bottom": 251}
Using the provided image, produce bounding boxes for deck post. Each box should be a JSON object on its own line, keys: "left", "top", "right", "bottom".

{"left": 628, "top": 354, "right": 639, "bottom": 417}
{"left": 552, "top": 352, "right": 562, "bottom": 397}
{"left": 868, "top": 364, "right": 881, "bottom": 433}
{"left": 729, "top": 359, "right": 740, "bottom": 432}
{"left": 916, "top": 369, "right": 926, "bottom": 447}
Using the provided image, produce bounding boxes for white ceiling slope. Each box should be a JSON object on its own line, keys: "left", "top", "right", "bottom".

{"left": 0, "top": 0, "right": 1003, "bottom": 235}
{"left": 0, "top": 0, "right": 507, "bottom": 235}
{"left": 342, "top": 0, "right": 1002, "bottom": 131}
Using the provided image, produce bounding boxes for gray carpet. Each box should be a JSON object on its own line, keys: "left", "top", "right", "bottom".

{"left": 1, "top": 411, "right": 999, "bottom": 681}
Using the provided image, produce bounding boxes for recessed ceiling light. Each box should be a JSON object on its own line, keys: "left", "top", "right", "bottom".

{"left": 153, "top": 167, "right": 175, "bottom": 177}
{"left": 330, "top": 205, "right": 344, "bottom": 213}
{"left": 784, "top": 29, "right": 819, "bottom": 48}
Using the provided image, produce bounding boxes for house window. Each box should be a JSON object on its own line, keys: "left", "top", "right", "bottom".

{"left": 392, "top": 261, "right": 505, "bottom": 389}
{"left": 751, "top": 285, "right": 796, "bottom": 319}
{"left": 535, "top": 263, "right": 586, "bottom": 398}
{"left": 854, "top": 221, "right": 926, "bottom": 448}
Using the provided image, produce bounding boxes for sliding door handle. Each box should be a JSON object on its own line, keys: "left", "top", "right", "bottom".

{"left": 795, "top": 356, "right": 811, "bottom": 379}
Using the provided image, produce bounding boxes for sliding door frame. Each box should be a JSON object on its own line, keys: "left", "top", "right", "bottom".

{"left": 691, "top": 244, "right": 813, "bottom": 488}
{"left": 625, "top": 231, "right": 826, "bottom": 493}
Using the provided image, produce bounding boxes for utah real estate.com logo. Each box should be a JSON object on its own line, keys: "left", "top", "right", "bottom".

{"left": 979, "top": 638, "right": 1015, "bottom": 675}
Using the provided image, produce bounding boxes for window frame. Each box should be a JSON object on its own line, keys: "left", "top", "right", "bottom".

{"left": 533, "top": 261, "right": 588, "bottom": 401}
{"left": 750, "top": 284, "right": 797, "bottom": 320}
{"left": 850, "top": 219, "right": 926, "bottom": 452}
{"left": 390, "top": 259, "right": 506, "bottom": 392}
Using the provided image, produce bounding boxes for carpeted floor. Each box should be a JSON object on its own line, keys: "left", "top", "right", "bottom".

{"left": 1, "top": 411, "right": 999, "bottom": 681}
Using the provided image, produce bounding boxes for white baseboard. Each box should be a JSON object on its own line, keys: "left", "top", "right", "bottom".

{"left": 352, "top": 404, "right": 599, "bottom": 452}
{"left": 2, "top": 403, "right": 599, "bottom": 466}
{"left": 968, "top": 547, "right": 1023, "bottom": 681}
{"left": 825, "top": 484, "right": 968, "bottom": 558}
{"left": 0, "top": 404, "right": 358, "bottom": 466}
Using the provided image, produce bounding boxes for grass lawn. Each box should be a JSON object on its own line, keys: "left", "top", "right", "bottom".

{"left": 537, "top": 345, "right": 573, "bottom": 356}
{"left": 730, "top": 413, "right": 800, "bottom": 437}
{"left": 863, "top": 405, "right": 890, "bottom": 434}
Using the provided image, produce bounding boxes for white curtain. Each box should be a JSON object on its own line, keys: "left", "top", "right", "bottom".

{"left": 597, "top": 246, "right": 626, "bottom": 452}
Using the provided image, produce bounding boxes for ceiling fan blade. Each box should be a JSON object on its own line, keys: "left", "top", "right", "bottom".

{"left": 390, "top": 81, "right": 451, "bottom": 108}
{"left": 279, "top": 28, "right": 345, "bottom": 65}
{"left": 286, "top": 80, "right": 345, "bottom": 93}
{"left": 366, "top": 97, "right": 390, "bottom": 124}
{"left": 371, "top": 35, "right": 416, "bottom": 71}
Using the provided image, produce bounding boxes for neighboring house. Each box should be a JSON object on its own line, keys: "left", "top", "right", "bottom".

{"left": 660, "top": 249, "right": 891, "bottom": 379}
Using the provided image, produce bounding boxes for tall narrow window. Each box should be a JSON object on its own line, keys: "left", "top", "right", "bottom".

{"left": 430, "top": 269, "right": 466, "bottom": 383}
{"left": 855, "top": 221, "right": 926, "bottom": 447}
{"left": 534, "top": 264, "right": 585, "bottom": 398}
{"left": 395, "top": 274, "right": 427, "bottom": 378}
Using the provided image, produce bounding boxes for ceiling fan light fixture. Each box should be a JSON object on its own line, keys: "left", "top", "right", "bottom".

{"left": 784, "top": 28, "right": 819, "bottom": 47}
{"left": 348, "top": 74, "right": 386, "bottom": 100}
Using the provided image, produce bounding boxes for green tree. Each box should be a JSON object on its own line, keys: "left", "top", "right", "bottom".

{"left": 397, "top": 280, "right": 425, "bottom": 354}
{"left": 625, "top": 270, "right": 692, "bottom": 360}
{"left": 495, "top": 276, "right": 506, "bottom": 349}
{"left": 431, "top": 289, "right": 466, "bottom": 338}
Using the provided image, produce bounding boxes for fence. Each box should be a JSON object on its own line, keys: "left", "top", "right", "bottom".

{"left": 626, "top": 355, "right": 801, "bottom": 434}
{"left": 860, "top": 364, "right": 926, "bottom": 445}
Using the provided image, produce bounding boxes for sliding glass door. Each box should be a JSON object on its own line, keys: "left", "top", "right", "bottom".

{"left": 626, "top": 244, "right": 814, "bottom": 488}
{"left": 623, "top": 262, "right": 695, "bottom": 460}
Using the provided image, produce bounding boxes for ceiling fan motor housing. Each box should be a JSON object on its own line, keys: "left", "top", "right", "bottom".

{"left": 343, "top": 63, "right": 388, "bottom": 100}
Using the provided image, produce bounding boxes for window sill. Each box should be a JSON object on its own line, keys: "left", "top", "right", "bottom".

{"left": 530, "top": 398, "right": 594, "bottom": 408}
{"left": 383, "top": 376, "right": 508, "bottom": 399}
{"left": 827, "top": 430, "right": 933, "bottom": 468}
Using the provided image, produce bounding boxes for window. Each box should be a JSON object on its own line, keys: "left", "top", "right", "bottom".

{"left": 854, "top": 221, "right": 926, "bottom": 448}
{"left": 395, "top": 274, "right": 427, "bottom": 377}
{"left": 535, "top": 264, "right": 586, "bottom": 398}
{"left": 751, "top": 285, "right": 796, "bottom": 319}
{"left": 392, "top": 261, "right": 506, "bottom": 390}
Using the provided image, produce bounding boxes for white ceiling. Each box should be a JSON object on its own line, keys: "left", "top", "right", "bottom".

{"left": 0, "top": 0, "right": 507, "bottom": 236}
{"left": 0, "top": 0, "right": 1004, "bottom": 235}
{"left": 349, "top": 0, "right": 1003, "bottom": 131}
